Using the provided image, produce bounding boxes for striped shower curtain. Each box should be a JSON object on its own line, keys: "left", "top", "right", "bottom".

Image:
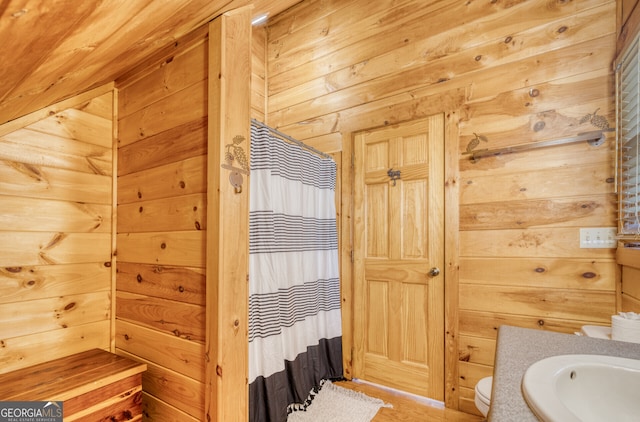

{"left": 248, "top": 124, "right": 343, "bottom": 422}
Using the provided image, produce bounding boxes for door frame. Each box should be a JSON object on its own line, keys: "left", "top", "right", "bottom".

{"left": 339, "top": 91, "right": 463, "bottom": 409}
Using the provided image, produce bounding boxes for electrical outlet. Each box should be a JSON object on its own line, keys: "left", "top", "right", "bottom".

{"left": 579, "top": 227, "right": 617, "bottom": 249}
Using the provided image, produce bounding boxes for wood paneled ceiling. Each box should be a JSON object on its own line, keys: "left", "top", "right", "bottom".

{"left": 0, "top": 0, "right": 301, "bottom": 126}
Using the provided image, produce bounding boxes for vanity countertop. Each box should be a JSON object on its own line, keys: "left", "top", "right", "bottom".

{"left": 489, "top": 325, "right": 640, "bottom": 421}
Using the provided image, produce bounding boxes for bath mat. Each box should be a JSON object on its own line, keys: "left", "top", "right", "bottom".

{"left": 287, "top": 380, "right": 392, "bottom": 422}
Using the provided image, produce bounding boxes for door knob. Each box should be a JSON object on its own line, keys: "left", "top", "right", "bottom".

{"left": 428, "top": 267, "right": 440, "bottom": 277}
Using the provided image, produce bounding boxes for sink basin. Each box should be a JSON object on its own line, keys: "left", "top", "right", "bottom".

{"left": 522, "top": 354, "right": 640, "bottom": 422}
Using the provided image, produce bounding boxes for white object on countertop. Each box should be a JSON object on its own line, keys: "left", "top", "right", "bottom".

{"left": 612, "top": 313, "right": 640, "bottom": 344}
{"left": 618, "top": 312, "right": 640, "bottom": 320}
{"left": 579, "top": 325, "right": 612, "bottom": 339}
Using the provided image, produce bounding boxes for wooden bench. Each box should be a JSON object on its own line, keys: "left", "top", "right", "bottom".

{"left": 0, "top": 349, "right": 146, "bottom": 421}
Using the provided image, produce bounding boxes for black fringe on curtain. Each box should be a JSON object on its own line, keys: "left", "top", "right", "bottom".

{"left": 249, "top": 336, "right": 343, "bottom": 422}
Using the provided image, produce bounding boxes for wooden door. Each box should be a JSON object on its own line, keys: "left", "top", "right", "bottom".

{"left": 353, "top": 115, "right": 445, "bottom": 400}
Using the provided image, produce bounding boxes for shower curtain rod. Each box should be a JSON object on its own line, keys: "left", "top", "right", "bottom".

{"left": 251, "top": 118, "right": 333, "bottom": 160}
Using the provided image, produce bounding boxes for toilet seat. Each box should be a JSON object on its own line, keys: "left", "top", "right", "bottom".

{"left": 474, "top": 376, "right": 492, "bottom": 417}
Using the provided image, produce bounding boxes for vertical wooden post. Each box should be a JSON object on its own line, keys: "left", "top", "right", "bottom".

{"left": 444, "top": 108, "right": 460, "bottom": 409}
{"left": 340, "top": 134, "right": 354, "bottom": 379}
{"left": 110, "top": 87, "right": 119, "bottom": 353}
{"left": 206, "top": 7, "right": 251, "bottom": 422}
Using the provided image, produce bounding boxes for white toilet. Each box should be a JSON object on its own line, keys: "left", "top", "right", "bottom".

{"left": 474, "top": 376, "right": 492, "bottom": 418}
{"left": 473, "top": 325, "right": 612, "bottom": 418}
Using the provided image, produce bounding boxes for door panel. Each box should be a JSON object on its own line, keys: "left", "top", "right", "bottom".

{"left": 353, "top": 115, "right": 445, "bottom": 400}
{"left": 365, "top": 183, "right": 389, "bottom": 257}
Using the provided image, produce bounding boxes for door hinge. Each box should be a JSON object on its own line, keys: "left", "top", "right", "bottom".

{"left": 350, "top": 250, "right": 354, "bottom": 263}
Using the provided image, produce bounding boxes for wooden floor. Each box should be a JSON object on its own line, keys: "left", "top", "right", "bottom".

{"left": 334, "top": 380, "right": 484, "bottom": 422}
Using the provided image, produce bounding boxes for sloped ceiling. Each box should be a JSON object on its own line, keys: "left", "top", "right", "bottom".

{"left": 0, "top": 0, "right": 300, "bottom": 126}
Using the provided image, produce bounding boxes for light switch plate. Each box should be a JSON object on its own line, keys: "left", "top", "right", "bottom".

{"left": 579, "top": 227, "right": 617, "bottom": 248}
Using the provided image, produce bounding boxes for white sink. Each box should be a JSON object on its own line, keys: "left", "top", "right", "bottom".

{"left": 522, "top": 354, "right": 640, "bottom": 422}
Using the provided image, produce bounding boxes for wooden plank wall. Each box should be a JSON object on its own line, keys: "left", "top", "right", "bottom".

{"left": 252, "top": 26, "right": 268, "bottom": 121}
{"left": 114, "top": 21, "right": 263, "bottom": 420}
{"left": 264, "top": 0, "right": 618, "bottom": 414}
{"left": 115, "top": 30, "right": 209, "bottom": 421}
{"left": 0, "top": 86, "right": 115, "bottom": 374}
{"left": 619, "top": 248, "right": 640, "bottom": 312}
